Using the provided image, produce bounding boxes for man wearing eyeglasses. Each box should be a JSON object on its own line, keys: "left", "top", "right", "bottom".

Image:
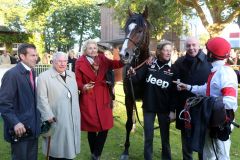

{"left": 37, "top": 52, "right": 80, "bottom": 160}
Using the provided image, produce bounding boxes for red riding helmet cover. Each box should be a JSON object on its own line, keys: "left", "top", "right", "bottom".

{"left": 206, "top": 37, "right": 231, "bottom": 60}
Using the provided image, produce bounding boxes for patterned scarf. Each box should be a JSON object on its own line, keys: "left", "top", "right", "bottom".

{"left": 86, "top": 55, "right": 100, "bottom": 72}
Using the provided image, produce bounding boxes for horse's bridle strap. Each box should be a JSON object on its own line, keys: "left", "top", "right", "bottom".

{"left": 133, "top": 59, "right": 148, "bottom": 70}
{"left": 125, "top": 37, "right": 138, "bottom": 47}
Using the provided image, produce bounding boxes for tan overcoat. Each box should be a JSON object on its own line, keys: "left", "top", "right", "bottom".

{"left": 37, "top": 67, "right": 80, "bottom": 159}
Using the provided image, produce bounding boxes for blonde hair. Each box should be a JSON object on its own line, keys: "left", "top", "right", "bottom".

{"left": 68, "top": 50, "right": 75, "bottom": 55}
{"left": 82, "top": 39, "right": 98, "bottom": 53}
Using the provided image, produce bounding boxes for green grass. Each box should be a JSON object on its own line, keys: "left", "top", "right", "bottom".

{"left": 0, "top": 83, "right": 240, "bottom": 160}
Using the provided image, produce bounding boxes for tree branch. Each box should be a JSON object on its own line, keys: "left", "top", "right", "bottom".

{"left": 206, "top": 0, "right": 221, "bottom": 22}
{"left": 191, "top": 0, "right": 210, "bottom": 28}
{"left": 226, "top": 0, "right": 233, "bottom": 4}
{"left": 222, "top": 7, "right": 240, "bottom": 24}
{"left": 178, "top": 0, "right": 194, "bottom": 7}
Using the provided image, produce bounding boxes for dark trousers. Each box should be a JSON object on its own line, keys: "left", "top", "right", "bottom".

{"left": 49, "top": 156, "right": 72, "bottom": 160}
{"left": 11, "top": 138, "right": 38, "bottom": 160}
{"left": 181, "top": 130, "right": 203, "bottom": 160}
{"left": 144, "top": 112, "right": 171, "bottom": 160}
{"left": 88, "top": 130, "right": 108, "bottom": 157}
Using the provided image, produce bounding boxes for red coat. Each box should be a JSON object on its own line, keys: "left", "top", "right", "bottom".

{"left": 75, "top": 54, "right": 123, "bottom": 131}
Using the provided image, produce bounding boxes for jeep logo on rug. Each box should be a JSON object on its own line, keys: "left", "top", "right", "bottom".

{"left": 146, "top": 74, "right": 169, "bottom": 88}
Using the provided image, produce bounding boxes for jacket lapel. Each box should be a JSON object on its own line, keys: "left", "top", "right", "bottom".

{"left": 18, "top": 63, "right": 35, "bottom": 95}
{"left": 95, "top": 57, "right": 105, "bottom": 81}
{"left": 50, "top": 67, "right": 72, "bottom": 92}
{"left": 79, "top": 56, "right": 97, "bottom": 81}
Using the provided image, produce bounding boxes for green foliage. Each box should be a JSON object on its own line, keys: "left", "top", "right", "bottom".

{"left": 0, "top": 0, "right": 44, "bottom": 53}
{"left": 178, "top": 0, "right": 240, "bottom": 37}
{"left": 0, "top": 33, "right": 29, "bottom": 43}
{"left": 28, "top": 0, "right": 100, "bottom": 52}
{"left": 106, "top": 0, "right": 191, "bottom": 39}
{"left": 43, "top": 4, "right": 100, "bottom": 52}
{"left": 28, "top": 32, "right": 45, "bottom": 57}
{"left": 0, "top": 0, "right": 30, "bottom": 32}
{"left": 1, "top": 0, "right": 101, "bottom": 53}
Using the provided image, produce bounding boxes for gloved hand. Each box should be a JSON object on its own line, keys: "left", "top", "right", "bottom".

{"left": 169, "top": 111, "right": 176, "bottom": 122}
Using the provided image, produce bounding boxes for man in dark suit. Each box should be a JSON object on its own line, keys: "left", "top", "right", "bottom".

{"left": 0, "top": 43, "right": 41, "bottom": 160}
{"left": 172, "top": 37, "right": 212, "bottom": 160}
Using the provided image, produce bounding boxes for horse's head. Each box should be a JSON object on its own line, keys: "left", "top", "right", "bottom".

{"left": 120, "top": 7, "right": 149, "bottom": 64}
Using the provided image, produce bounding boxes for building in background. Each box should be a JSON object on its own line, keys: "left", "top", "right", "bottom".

{"left": 0, "top": 12, "right": 28, "bottom": 55}
{"left": 100, "top": 6, "right": 183, "bottom": 52}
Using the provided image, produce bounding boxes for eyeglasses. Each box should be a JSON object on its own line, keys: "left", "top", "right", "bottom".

{"left": 56, "top": 60, "right": 68, "bottom": 64}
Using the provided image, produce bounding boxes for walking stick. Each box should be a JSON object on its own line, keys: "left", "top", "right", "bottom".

{"left": 46, "top": 136, "right": 51, "bottom": 160}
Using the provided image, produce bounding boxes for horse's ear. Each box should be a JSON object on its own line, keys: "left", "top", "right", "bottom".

{"left": 142, "top": 6, "right": 148, "bottom": 19}
{"left": 128, "top": 7, "right": 133, "bottom": 17}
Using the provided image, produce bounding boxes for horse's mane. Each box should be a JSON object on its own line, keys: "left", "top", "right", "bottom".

{"left": 124, "top": 13, "right": 149, "bottom": 33}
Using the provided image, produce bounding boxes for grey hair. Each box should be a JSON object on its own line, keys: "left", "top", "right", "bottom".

{"left": 156, "top": 40, "right": 173, "bottom": 57}
{"left": 82, "top": 39, "right": 98, "bottom": 53}
{"left": 52, "top": 52, "right": 68, "bottom": 62}
{"left": 157, "top": 40, "right": 173, "bottom": 51}
{"left": 185, "top": 37, "right": 199, "bottom": 47}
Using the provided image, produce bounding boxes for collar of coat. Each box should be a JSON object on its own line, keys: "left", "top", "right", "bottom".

{"left": 17, "top": 63, "right": 35, "bottom": 76}
{"left": 184, "top": 50, "right": 206, "bottom": 62}
{"left": 77, "top": 54, "right": 105, "bottom": 81}
{"left": 49, "top": 67, "right": 73, "bottom": 78}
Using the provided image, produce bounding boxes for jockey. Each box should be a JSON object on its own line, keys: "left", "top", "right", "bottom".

{"left": 175, "top": 37, "right": 238, "bottom": 160}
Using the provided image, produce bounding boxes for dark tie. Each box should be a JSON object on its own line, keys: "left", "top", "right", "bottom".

{"left": 29, "top": 70, "right": 34, "bottom": 89}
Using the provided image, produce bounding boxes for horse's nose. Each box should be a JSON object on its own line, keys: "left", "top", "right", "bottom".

{"left": 119, "top": 52, "right": 130, "bottom": 64}
{"left": 125, "top": 52, "right": 130, "bottom": 59}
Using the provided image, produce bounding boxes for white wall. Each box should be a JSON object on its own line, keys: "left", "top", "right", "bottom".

{"left": 0, "top": 65, "right": 15, "bottom": 87}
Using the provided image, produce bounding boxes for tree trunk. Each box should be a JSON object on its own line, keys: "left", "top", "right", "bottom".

{"left": 78, "top": 19, "right": 85, "bottom": 52}
{"left": 78, "top": 34, "right": 83, "bottom": 52}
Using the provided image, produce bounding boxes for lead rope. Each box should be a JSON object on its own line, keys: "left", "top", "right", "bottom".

{"left": 129, "top": 55, "right": 144, "bottom": 128}
{"left": 179, "top": 96, "right": 205, "bottom": 122}
{"left": 129, "top": 56, "right": 160, "bottom": 130}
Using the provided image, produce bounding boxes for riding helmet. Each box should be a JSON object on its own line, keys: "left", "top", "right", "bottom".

{"left": 206, "top": 37, "right": 231, "bottom": 60}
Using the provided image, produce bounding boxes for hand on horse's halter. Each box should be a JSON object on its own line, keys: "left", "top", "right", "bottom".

{"left": 146, "top": 55, "right": 155, "bottom": 65}
{"left": 127, "top": 67, "right": 136, "bottom": 76}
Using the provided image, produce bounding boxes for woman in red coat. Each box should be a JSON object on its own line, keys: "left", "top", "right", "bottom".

{"left": 75, "top": 39, "right": 124, "bottom": 160}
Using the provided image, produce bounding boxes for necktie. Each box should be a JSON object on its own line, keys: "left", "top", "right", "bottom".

{"left": 29, "top": 70, "right": 34, "bottom": 89}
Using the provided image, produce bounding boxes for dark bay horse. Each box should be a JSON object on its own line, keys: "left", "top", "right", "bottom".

{"left": 119, "top": 7, "right": 150, "bottom": 160}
